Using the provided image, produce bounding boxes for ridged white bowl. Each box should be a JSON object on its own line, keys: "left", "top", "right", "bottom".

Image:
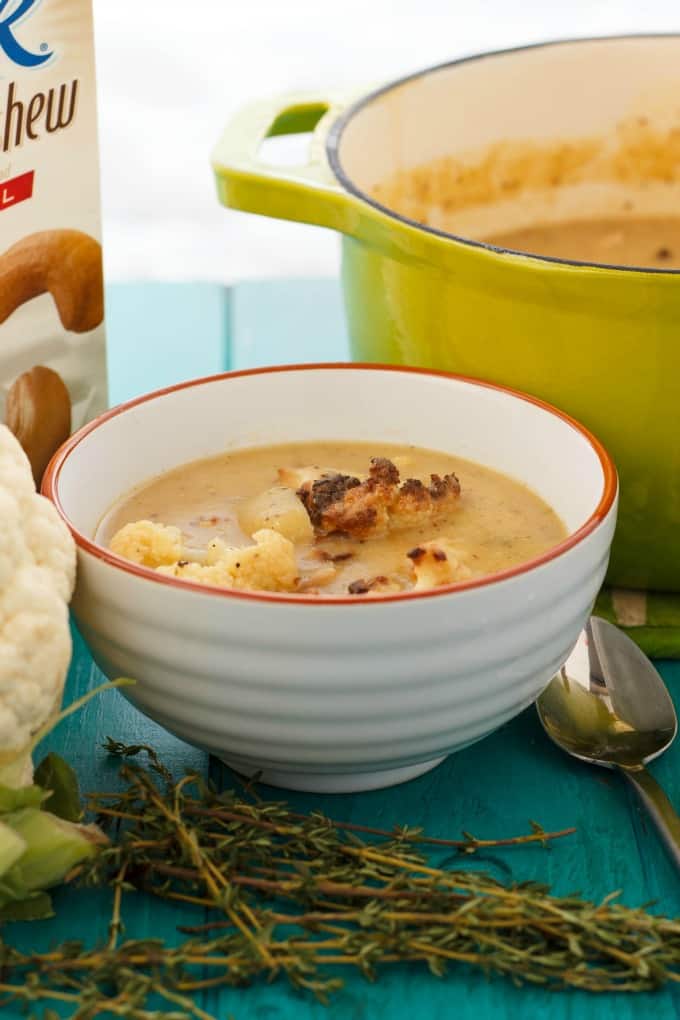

{"left": 44, "top": 365, "right": 618, "bottom": 793}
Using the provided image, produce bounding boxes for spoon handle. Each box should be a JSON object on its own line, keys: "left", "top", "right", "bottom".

{"left": 621, "top": 766, "right": 680, "bottom": 871}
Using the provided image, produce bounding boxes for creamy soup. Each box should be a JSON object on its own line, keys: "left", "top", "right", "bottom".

{"left": 485, "top": 217, "right": 680, "bottom": 268}
{"left": 99, "top": 442, "right": 566, "bottom": 596}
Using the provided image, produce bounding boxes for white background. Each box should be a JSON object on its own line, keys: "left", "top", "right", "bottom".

{"left": 92, "top": 0, "right": 680, "bottom": 283}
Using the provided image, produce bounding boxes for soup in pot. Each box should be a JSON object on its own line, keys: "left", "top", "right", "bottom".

{"left": 99, "top": 441, "right": 566, "bottom": 597}
{"left": 371, "top": 122, "right": 680, "bottom": 270}
{"left": 484, "top": 216, "right": 680, "bottom": 268}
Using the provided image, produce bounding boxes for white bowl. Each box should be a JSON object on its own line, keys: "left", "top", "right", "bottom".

{"left": 44, "top": 365, "right": 618, "bottom": 793}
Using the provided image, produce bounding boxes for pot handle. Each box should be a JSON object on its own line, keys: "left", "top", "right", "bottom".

{"left": 211, "top": 93, "right": 358, "bottom": 232}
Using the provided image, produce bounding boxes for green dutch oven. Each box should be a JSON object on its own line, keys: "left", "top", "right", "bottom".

{"left": 212, "top": 35, "right": 680, "bottom": 592}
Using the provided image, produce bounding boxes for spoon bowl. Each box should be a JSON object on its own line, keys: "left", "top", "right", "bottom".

{"left": 537, "top": 617, "right": 680, "bottom": 870}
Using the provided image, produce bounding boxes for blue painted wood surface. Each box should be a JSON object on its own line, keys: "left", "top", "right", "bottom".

{"left": 7, "top": 280, "right": 680, "bottom": 1019}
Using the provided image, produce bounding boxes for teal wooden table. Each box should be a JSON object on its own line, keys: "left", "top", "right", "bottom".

{"left": 8, "top": 279, "right": 680, "bottom": 1019}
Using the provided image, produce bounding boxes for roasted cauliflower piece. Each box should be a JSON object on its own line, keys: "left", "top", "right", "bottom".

{"left": 390, "top": 474, "right": 461, "bottom": 531}
{"left": 297, "top": 457, "right": 460, "bottom": 539}
{"left": 157, "top": 528, "right": 298, "bottom": 593}
{"left": 301, "top": 467, "right": 391, "bottom": 540}
{"left": 407, "top": 539, "right": 471, "bottom": 590}
{"left": 110, "top": 520, "right": 183, "bottom": 568}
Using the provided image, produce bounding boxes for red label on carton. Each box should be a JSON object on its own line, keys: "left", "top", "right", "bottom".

{"left": 0, "top": 170, "right": 34, "bottom": 211}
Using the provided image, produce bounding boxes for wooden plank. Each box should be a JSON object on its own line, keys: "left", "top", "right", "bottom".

{"left": 105, "top": 282, "right": 230, "bottom": 403}
{"left": 229, "top": 277, "right": 349, "bottom": 368}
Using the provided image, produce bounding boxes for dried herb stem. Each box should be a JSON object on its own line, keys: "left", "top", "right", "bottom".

{"left": 108, "top": 863, "right": 127, "bottom": 950}
{"left": 182, "top": 801, "right": 574, "bottom": 851}
{"left": 4, "top": 741, "right": 680, "bottom": 1018}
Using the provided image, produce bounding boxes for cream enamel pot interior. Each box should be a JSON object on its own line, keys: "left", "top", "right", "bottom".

{"left": 213, "top": 35, "right": 680, "bottom": 591}
{"left": 44, "top": 365, "right": 617, "bottom": 793}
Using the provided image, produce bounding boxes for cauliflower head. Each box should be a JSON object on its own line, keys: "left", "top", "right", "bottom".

{"left": 109, "top": 520, "right": 183, "bottom": 567}
{"left": 0, "top": 426, "right": 76, "bottom": 782}
{"left": 158, "top": 528, "right": 298, "bottom": 593}
{"left": 110, "top": 518, "right": 299, "bottom": 594}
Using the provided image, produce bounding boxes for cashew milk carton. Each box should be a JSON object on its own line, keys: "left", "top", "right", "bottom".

{"left": 0, "top": 0, "right": 106, "bottom": 482}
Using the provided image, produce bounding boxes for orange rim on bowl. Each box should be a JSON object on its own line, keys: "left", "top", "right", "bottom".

{"left": 42, "top": 363, "right": 618, "bottom": 606}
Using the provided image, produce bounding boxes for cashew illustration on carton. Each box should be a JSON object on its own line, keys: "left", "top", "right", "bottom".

{"left": 5, "top": 366, "right": 72, "bottom": 486}
{"left": 0, "top": 229, "right": 104, "bottom": 333}
{"left": 0, "top": 229, "right": 103, "bottom": 481}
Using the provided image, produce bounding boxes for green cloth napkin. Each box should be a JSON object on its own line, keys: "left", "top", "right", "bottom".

{"left": 594, "top": 588, "right": 680, "bottom": 659}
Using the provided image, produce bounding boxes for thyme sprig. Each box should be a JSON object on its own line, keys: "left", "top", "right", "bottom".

{"left": 2, "top": 740, "right": 679, "bottom": 1019}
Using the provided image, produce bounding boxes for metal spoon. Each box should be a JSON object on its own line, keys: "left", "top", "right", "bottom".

{"left": 536, "top": 616, "right": 680, "bottom": 869}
